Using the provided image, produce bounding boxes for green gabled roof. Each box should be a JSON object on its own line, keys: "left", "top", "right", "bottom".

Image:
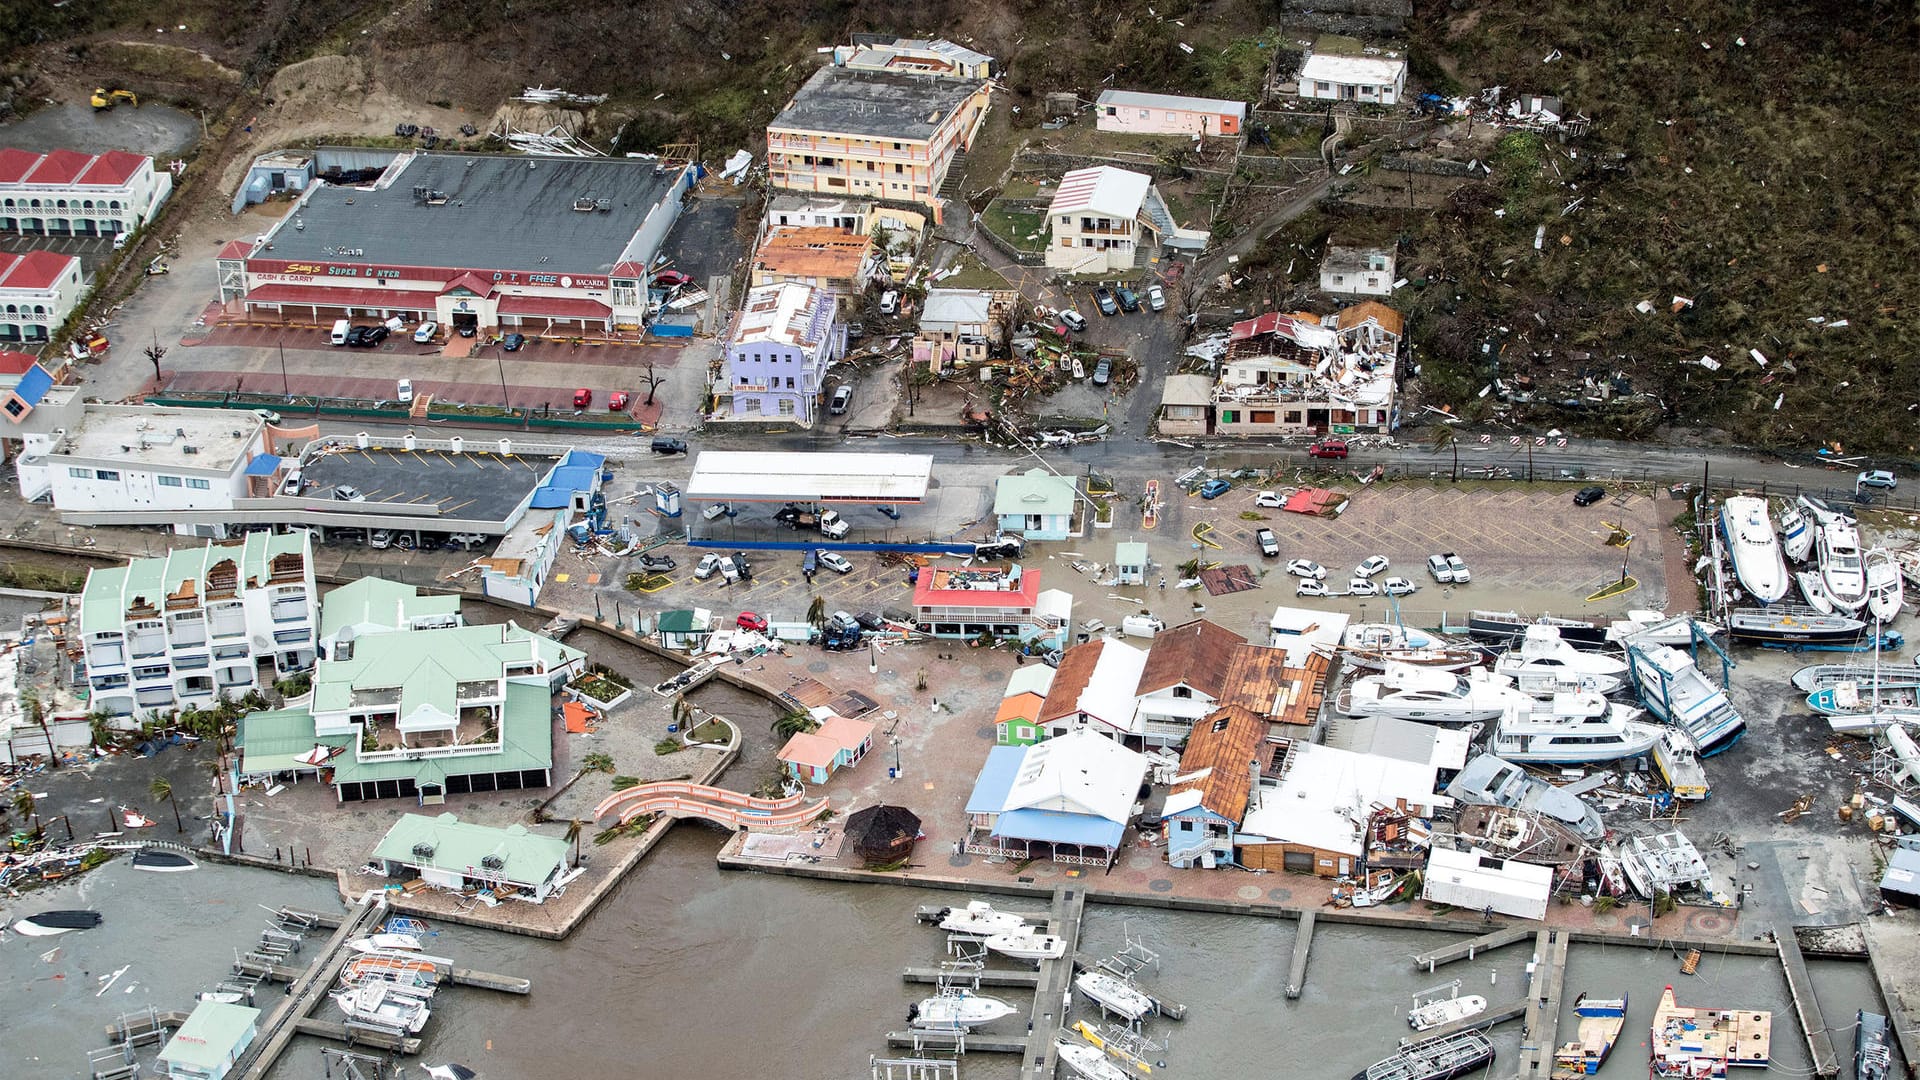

{"left": 313, "top": 622, "right": 580, "bottom": 714}
{"left": 80, "top": 565, "right": 130, "bottom": 635}
{"left": 236, "top": 707, "right": 350, "bottom": 774}
{"left": 993, "top": 468, "right": 1075, "bottom": 516}
{"left": 319, "top": 577, "right": 462, "bottom": 641}
{"left": 371, "top": 810, "right": 567, "bottom": 888}
{"left": 331, "top": 680, "right": 553, "bottom": 786}
{"left": 120, "top": 557, "right": 166, "bottom": 612}
{"left": 160, "top": 1001, "right": 260, "bottom": 1069}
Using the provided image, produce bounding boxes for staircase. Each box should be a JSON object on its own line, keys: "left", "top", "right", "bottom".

{"left": 937, "top": 151, "right": 970, "bottom": 199}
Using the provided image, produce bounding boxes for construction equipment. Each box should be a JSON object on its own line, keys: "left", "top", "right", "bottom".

{"left": 91, "top": 88, "right": 139, "bottom": 111}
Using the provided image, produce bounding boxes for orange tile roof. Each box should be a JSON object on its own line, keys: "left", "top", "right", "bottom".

{"left": 1039, "top": 639, "right": 1105, "bottom": 723}
{"left": 753, "top": 226, "right": 873, "bottom": 281}
{"left": 1137, "top": 619, "right": 1245, "bottom": 698}
{"left": 995, "top": 692, "right": 1044, "bottom": 726}
{"left": 1335, "top": 300, "right": 1405, "bottom": 336}
{"left": 1171, "top": 705, "right": 1267, "bottom": 819}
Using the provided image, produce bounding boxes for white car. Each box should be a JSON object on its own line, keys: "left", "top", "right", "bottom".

{"left": 1147, "top": 284, "right": 1166, "bottom": 312}
{"left": 412, "top": 320, "right": 438, "bottom": 343}
{"left": 817, "top": 550, "right": 854, "bottom": 575}
{"left": 1355, "top": 555, "right": 1390, "bottom": 579}
{"left": 1382, "top": 577, "right": 1418, "bottom": 597}
{"left": 693, "top": 553, "right": 725, "bottom": 581}
{"left": 1295, "top": 579, "right": 1329, "bottom": 598}
{"left": 701, "top": 503, "right": 731, "bottom": 521}
{"left": 1446, "top": 553, "right": 1471, "bottom": 583}
{"left": 1286, "top": 559, "right": 1327, "bottom": 580}
{"left": 1426, "top": 553, "right": 1455, "bottom": 583}
{"left": 396, "top": 378, "right": 413, "bottom": 404}
{"left": 1347, "top": 578, "right": 1379, "bottom": 597}
{"left": 1254, "top": 490, "right": 1284, "bottom": 508}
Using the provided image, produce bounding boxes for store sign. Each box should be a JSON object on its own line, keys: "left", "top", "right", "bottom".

{"left": 248, "top": 259, "right": 607, "bottom": 291}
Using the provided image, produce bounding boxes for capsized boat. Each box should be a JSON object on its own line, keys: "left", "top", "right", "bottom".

{"left": 1651, "top": 728, "right": 1710, "bottom": 801}
{"left": 1779, "top": 503, "right": 1814, "bottom": 563}
{"left": 331, "top": 982, "right": 432, "bottom": 1033}
{"left": 1865, "top": 548, "right": 1904, "bottom": 623}
{"left": 12, "top": 910, "right": 103, "bottom": 936}
{"left": 1487, "top": 695, "right": 1661, "bottom": 765}
{"left": 1719, "top": 495, "right": 1790, "bottom": 604}
{"left": 1055, "top": 1039, "right": 1130, "bottom": 1080}
{"left": 131, "top": 849, "right": 197, "bottom": 872}
{"left": 1650, "top": 984, "right": 1771, "bottom": 1076}
{"left": 1351, "top": 1029, "right": 1495, "bottom": 1080}
{"left": 983, "top": 925, "right": 1067, "bottom": 961}
{"left": 1337, "top": 663, "right": 1523, "bottom": 724}
{"left": 1818, "top": 515, "right": 1870, "bottom": 613}
{"left": 1551, "top": 992, "right": 1628, "bottom": 1077}
{"left": 1855, "top": 1010, "right": 1893, "bottom": 1080}
{"left": 1074, "top": 970, "right": 1156, "bottom": 1022}
{"left": 1626, "top": 644, "right": 1746, "bottom": 755}
{"left": 908, "top": 988, "right": 1018, "bottom": 1028}
{"left": 936, "top": 900, "right": 1028, "bottom": 936}
{"left": 1445, "top": 754, "right": 1604, "bottom": 841}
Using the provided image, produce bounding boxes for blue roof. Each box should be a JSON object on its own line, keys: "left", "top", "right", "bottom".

{"left": 529, "top": 450, "right": 607, "bottom": 509}
{"left": 12, "top": 364, "right": 52, "bottom": 407}
{"left": 994, "top": 807, "right": 1124, "bottom": 848}
{"left": 964, "top": 745, "right": 1025, "bottom": 816}
{"left": 244, "top": 453, "right": 283, "bottom": 476}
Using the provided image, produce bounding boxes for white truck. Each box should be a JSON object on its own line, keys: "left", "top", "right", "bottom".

{"left": 817, "top": 509, "right": 850, "bottom": 539}
{"left": 1121, "top": 615, "right": 1167, "bottom": 639}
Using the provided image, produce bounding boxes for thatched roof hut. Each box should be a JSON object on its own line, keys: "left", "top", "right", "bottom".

{"left": 844, "top": 804, "right": 922, "bottom": 866}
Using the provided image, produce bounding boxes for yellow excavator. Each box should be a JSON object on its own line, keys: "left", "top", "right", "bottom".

{"left": 90, "top": 88, "right": 139, "bottom": 111}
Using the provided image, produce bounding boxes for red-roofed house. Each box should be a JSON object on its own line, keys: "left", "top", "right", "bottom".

{"left": 912, "top": 564, "right": 1072, "bottom": 649}
{"left": 1, "top": 147, "right": 172, "bottom": 238}
{"left": 0, "top": 251, "right": 85, "bottom": 344}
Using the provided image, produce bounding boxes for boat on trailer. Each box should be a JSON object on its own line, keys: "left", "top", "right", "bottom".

{"left": 1727, "top": 605, "right": 1866, "bottom": 647}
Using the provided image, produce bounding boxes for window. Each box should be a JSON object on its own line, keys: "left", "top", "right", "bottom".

{"left": 68, "top": 467, "right": 90, "bottom": 478}
{"left": 1316, "top": 81, "right": 1331, "bottom": 93}
{"left": 739, "top": 397, "right": 760, "bottom": 411}
{"left": 158, "top": 475, "right": 183, "bottom": 487}
{"left": 187, "top": 478, "right": 210, "bottom": 490}
{"left": 1251, "top": 410, "right": 1276, "bottom": 424}
{"left": 96, "top": 469, "right": 120, "bottom": 481}
{"left": 1166, "top": 112, "right": 1176, "bottom": 120}
{"left": 1060, "top": 238, "right": 1074, "bottom": 248}
{"left": 3, "top": 400, "right": 21, "bottom": 418}
{"left": 1220, "top": 410, "right": 1238, "bottom": 424}
{"left": 784, "top": 377, "right": 794, "bottom": 389}
{"left": 777, "top": 399, "right": 796, "bottom": 416}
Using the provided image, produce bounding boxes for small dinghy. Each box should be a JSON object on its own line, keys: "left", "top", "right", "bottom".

{"left": 132, "top": 849, "right": 197, "bottom": 872}
{"left": 13, "top": 910, "right": 104, "bottom": 936}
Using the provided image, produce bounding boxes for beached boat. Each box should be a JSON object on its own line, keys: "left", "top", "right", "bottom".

{"left": 1408, "top": 985, "right": 1487, "bottom": 1030}
{"left": 1893, "top": 547, "right": 1920, "bottom": 590}
{"left": 1502, "top": 625, "right": 1629, "bottom": 677}
{"left": 1727, "top": 605, "right": 1866, "bottom": 647}
{"left": 1055, "top": 1039, "right": 1130, "bottom": 1080}
{"left": 11, "top": 910, "right": 103, "bottom": 936}
{"left": 1496, "top": 664, "right": 1623, "bottom": 699}
{"left": 1074, "top": 971, "right": 1156, "bottom": 1022}
{"left": 1779, "top": 503, "right": 1814, "bottom": 563}
{"left": 1351, "top": 1029, "right": 1496, "bottom": 1080}
{"left": 1818, "top": 515, "right": 1870, "bottom": 613}
{"left": 1866, "top": 549, "right": 1904, "bottom": 623}
{"left": 1626, "top": 644, "right": 1746, "bottom": 755}
{"left": 1652, "top": 728, "right": 1710, "bottom": 801}
{"left": 1346, "top": 644, "right": 1486, "bottom": 673}
{"left": 347, "top": 933, "right": 425, "bottom": 954}
{"left": 131, "top": 849, "right": 196, "bottom": 872}
{"left": 983, "top": 925, "right": 1067, "bottom": 961}
{"left": 1808, "top": 681, "right": 1920, "bottom": 726}
{"left": 1606, "top": 611, "right": 1722, "bottom": 648}
{"left": 1621, "top": 832, "right": 1714, "bottom": 900}
{"left": 1345, "top": 623, "right": 1442, "bottom": 651}
{"left": 1338, "top": 663, "right": 1522, "bottom": 724}
{"left": 1487, "top": 695, "right": 1661, "bottom": 765}
{"left": 1793, "top": 663, "right": 1920, "bottom": 694}
{"left": 908, "top": 988, "right": 1018, "bottom": 1028}
{"left": 1796, "top": 570, "right": 1837, "bottom": 614}
{"left": 332, "top": 982, "right": 432, "bottom": 1033}
{"left": 1855, "top": 1010, "right": 1893, "bottom": 1080}
{"left": 1720, "top": 496, "right": 1791, "bottom": 604}
{"left": 1445, "top": 754, "right": 1604, "bottom": 841}
{"left": 1551, "top": 992, "right": 1628, "bottom": 1077}
{"left": 1468, "top": 610, "right": 1609, "bottom": 650}
{"left": 1650, "top": 984, "right": 1771, "bottom": 1076}
{"left": 936, "top": 900, "right": 1028, "bottom": 936}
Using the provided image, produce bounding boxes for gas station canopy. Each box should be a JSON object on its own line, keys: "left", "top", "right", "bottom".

{"left": 683, "top": 451, "right": 934, "bottom": 505}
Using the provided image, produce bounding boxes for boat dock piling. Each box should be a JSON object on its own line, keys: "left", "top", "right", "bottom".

{"left": 1020, "top": 886, "right": 1088, "bottom": 1078}
{"left": 1515, "top": 929, "right": 1570, "bottom": 1079}
{"left": 232, "top": 893, "right": 386, "bottom": 1080}
{"left": 1411, "top": 925, "right": 1534, "bottom": 972}
{"left": 1285, "top": 909, "right": 1315, "bottom": 999}
{"left": 291, "top": 1017, "right": 422, "bottom": 1055}
{"left": 901, "top": 965, "right": 1041, "bottom": 988}
{"left": 1773, "top": 930, "right": 1840, "bottom": 1077}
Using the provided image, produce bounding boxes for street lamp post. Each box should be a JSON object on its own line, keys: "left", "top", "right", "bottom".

{"left": 497, "top": 354, "right": 511, "bottom": 414}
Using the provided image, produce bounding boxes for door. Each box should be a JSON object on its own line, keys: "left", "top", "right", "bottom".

{"left": 1283, "top": 850, "right": 1314, "bottom": 874}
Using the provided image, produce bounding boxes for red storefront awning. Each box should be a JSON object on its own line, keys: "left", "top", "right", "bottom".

{"left": 246, "top": 284, "right": 435, "bottom": 310}
{"left": 495, "top": 295, "right": 612, "bottom": 319}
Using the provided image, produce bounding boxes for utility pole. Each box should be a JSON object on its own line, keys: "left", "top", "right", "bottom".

{"left": 277, "top": 342, "right": 289, "bottom": 398}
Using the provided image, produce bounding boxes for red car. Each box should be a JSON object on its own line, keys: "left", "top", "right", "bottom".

{"left": 1306, "top": 439, "right": 1349, "bottom": 459}
{"left": 736, "top": 611, "right": 768, "bottom": 633}
{"left": 608, "top": 391, "right": 631, "bottom": 411}
{"left": 653, "top": 269, "right": 692, "bottom": 289}
{"left": 573, "top": 388, "right": 592, "bottom": 409}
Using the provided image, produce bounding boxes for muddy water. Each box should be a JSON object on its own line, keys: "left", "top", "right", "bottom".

{"left": 0, "top": 101, "right": 202, "bottom": 157}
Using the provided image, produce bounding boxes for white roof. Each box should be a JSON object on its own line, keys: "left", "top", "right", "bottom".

{"left": 684, "top": 451, "right": 932, "bottom": 504}
{"left": 734, "top": 282, "right": 830, "bottom": 348}
{"left": 56, "top": 404, "right": 265, "bottom": 473}
{"left": 1002, "top": 729, "right": 1147, "bottom": 824}
{"left": 1034, "top": 588, "right": 1074, "bottom": 624}
{"left": 920, "top": 288, "right": 992, "bottom": 327}
{"left": 1299, "top": 53, "right": 1407, "bottom": 86}
{"left": 1077, "top": 638, "right": 1149, "bottom": 732}
{"left": 1005, "top": 663, "right": 1057, "bottom": 698}
{"left": 1048, "top": 166, "right": 1152, "bottom": 219}
{"left": 1241, "top": 742, "right": 1447, "bottom": 857}
{"left": 1267, "top": 606, "right": 1350, "bottom": 665}
{"left": 1325, "top": 715, "right": 1473, "bottom": 771}
{"left": 1426, "top": 844, "right": 1554, "bottom": 896}
{"left": 1097, "top": 89, "right": 1248, "bottom": 119}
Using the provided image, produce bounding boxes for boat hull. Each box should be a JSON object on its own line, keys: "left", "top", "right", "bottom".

{"left": 1468, "top": 611, "right": 1609, "bottom": 650}
{"left": 1728, "top": 607, "right": 1866, "bottom": 646}
{"left": 1074, "top": 972, "right": 1155, "bottom": 1022}
{"left": 1352, "top": 1030, "right": 1496, "bottom": 1080}
{"left": 1720, "top": 496, "right": 1790, "bottom": 604}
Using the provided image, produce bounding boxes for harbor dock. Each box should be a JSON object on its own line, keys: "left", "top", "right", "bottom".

{"left": 885, "top": 1030, "right": 1026, "bottom": 1054}
{"left": 232, "top": 894, "right": 385, "bottom": 1080}
{"left": 1411, "top": 925, "right": 1534, "bottom": 971}
{"left": 1285, "top": 909, "right": 1315, "bottom": 999}
{"left": 1775, "top": 930, "right": 1840, "bottom": 1077}
{"left": 233, "top": 958, "right": 531, "bottom": 994}
{"left": 902, "top": 966, "right": 1040, "bottom": 988}
{"left": 1515, "top": 929, "right": 1570, "bottom": 1080}
{"left": 290, "top": 1017, "right": 423, "bottom": 1054}
{"left": 1019, "top": 885, "right": 1085, "bottom": 1079}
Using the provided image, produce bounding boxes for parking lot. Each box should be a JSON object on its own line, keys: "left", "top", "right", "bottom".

{"left": 0, "top": 229, "right": 127, "bottom": 280}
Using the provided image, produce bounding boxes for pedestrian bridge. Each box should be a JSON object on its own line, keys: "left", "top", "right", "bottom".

{"left": 593, "top": 781, "right": 828, "bottom": 831}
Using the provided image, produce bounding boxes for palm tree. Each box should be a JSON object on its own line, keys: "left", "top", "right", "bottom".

{"left": 579, "top": 752, "right": 615, "bottom": 775}
{"left": 1428, "top": 423, "right": 1461, "bottom": 482}
{"left": 150, "top": 776, "right": 183, "bottom": 833}
{"left": 805, "top": 596, "right": 827, "bottom": 628}
{"left": 563, "top": 818, "right": 585, "bottom": 868}
{"left": 21, "top": 692, "right": 57, "bottom": 770}
{"left": 772, "top": 710, "right": 818, "bottom": 739}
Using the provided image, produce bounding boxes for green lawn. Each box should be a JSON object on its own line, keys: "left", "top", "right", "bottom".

{"left": 981, "top": 199, "right": 1049, "bottom": 256}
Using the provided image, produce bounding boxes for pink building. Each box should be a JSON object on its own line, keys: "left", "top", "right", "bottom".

{"left": 1095, "top": 90, "right": 1247, "bottom": 138}
{"left": 778, "top": 714, "right": 876, "bottom": 785}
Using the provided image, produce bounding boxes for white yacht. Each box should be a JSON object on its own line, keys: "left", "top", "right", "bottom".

{"left": 1074, "top": 971, "right": 1156, "bottom": 1022}
{"left": 936, "top": 900, "right": 1028, "bottom": 937}
{"left": 331, "top": 983, "right": 432, "bottom": 1033}
{"left": 1500, "top": 625, "right": 1629, "bottom": 677}
{"left": 983, "top": 926, "right": 1067, "bottom": 961}
{"left": 1779, "top": 502, "right": 1814, "bottom": 562}
{"left": 1719, "top": 496, "right": 1790, "bottom": 604}
{"left": 1337, "top": 663, "right": 1523, "bottom": 724}
{"left": 1496, "top": 663, "right": 1623, "bottom": 699}
{"left": 909, "top": 988, "right": 1019, "bottom": 1029}
{"left": 1817, "top": 515, "right": 1869, "bottom": 613}
{"left": 1056, "top": 1040, "right": 1130, "bottom": 1080}
{"left": 1605, "top": 611, "right": 1721, "bottom": 648}
{"left": 1625, "top": 643, "right": 1746, "bottom": 755}
{"left": 1866, "top": 548, "right": 1905, "bottom": 623}
{"left": 1487, "top": 695, "right": 1662, "bottom": 765}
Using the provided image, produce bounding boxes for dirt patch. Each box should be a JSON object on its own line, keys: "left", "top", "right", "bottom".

{"left": 92, "top": 40, "right": 241, "bottom": 86}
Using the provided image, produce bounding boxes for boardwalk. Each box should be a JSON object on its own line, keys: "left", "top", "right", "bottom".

{"left": 233, "top": 894, "right": 385, "bottom": 1080}
{"left": 1020, "top": 886, "right": 1087, "bottom": 1079}
{"left": 1515, "top": 929, "right": 1570, "bottom": 1079}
